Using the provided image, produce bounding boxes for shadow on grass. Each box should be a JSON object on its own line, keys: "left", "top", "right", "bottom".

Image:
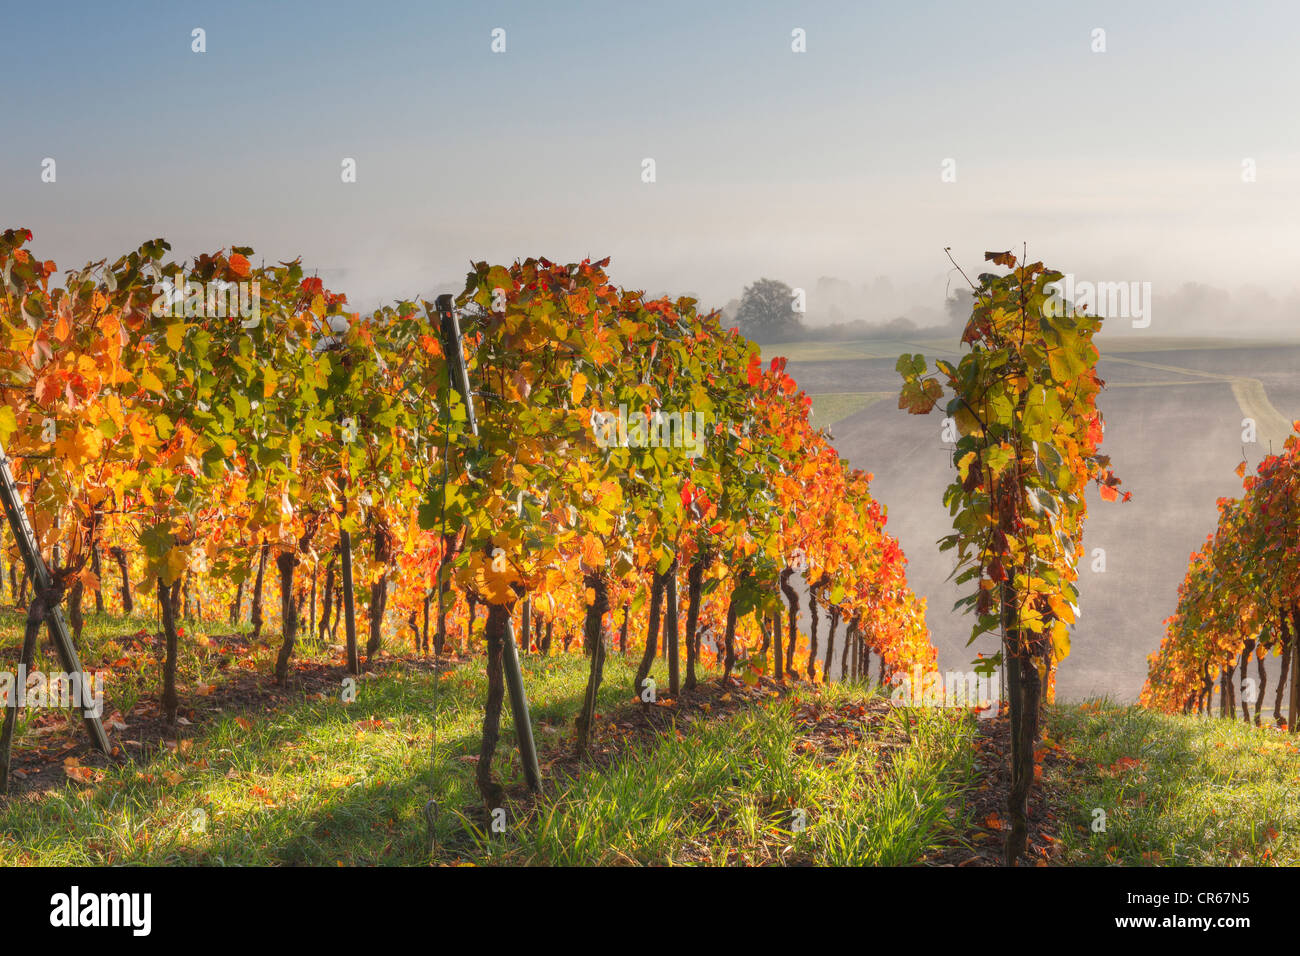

{"left": 0, "top": 652, "right": 656, "bottom": 864}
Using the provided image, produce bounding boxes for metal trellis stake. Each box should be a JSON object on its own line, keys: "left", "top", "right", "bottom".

{"left": 434, "top": 294, "right": 541, "bottom": 792}
{"left": 0, "top": 446, "right": 112, "bottom": 763}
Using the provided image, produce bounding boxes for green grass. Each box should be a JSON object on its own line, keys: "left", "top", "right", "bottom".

{"left": 0, "top": 644, "right": 651, "bottom": 865}
{"left": 1045, "top": 701, "right": 1300, "bottom": 865}
{"left": 809, "top": 392, "right": 891, "bottom": 428}
{"left": 0, "top": 602, "right": 981, "bottom": 865}
{"left": 12, "top": 606, "right": 1300, "bottom": 866}
{"left": 0, "top": 605, "right": 237, "bottom": 740}
{"left": 49, "top": 607, "right": 1300, "bottom": 869}
{"left": 499, "top": 683, "right": 977, "bottom": 866}
{"left": 760, "top": 339, "right": 944, "bottom": 363}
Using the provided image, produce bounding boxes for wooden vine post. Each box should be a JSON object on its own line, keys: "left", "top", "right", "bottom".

{"left": 434, "top": 294, "right": 541, "bottom": 793}
{"left": 0, "top": 445, "right": 111, "bottom": 792}
{"left": 339, "top": 515, "right": 360, "bottom": 675}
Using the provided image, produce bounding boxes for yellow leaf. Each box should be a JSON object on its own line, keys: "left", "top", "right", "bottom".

{"left": 165, "top": 322, "right": 187, "bottom": 351}
{"left": 455, "top": 551, "right": 520, "bottom": 605}
{"left": 103, "top": 393, "right": 124, "bottom": 429}
{"left": 128, "top": 415, "right": 159, "bottom": 452}
{"left": 1050, "top": 619, "right": 1071, "bottom": 664}
{"left": 570, "top": 372, "right": 588, "bottom": 406}
{"left": 0, "top": 406, "right": 17, "bottom": 443}
{"left": 140, "top": 369, "right": 164, "bottom": 394}
{"left": 1046, "top": 594, "right": 1075, "bottom": 625}
{"left": 55, "top": 426, "right": 102, "bottom": 468}
{"left": 162, "top": 546, "right": 189, "bottom": 586}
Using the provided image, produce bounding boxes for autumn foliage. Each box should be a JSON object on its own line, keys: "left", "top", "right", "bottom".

{"left": 0, "top": 228, "right": 934, "bottom": 794}
{"left": 1142, "top": 424, "right": 1300, "bottom": 727}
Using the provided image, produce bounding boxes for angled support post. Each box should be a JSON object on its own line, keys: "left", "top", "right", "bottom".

{"left": 433, "top": 295, "right": 541, "bottom": 792}
{"left": 0, "top": 446, "right": 111, "bottom": 785}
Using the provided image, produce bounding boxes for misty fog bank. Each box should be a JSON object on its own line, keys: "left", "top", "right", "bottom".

{"left": 716, "top": 274, "right": 1300, "bottom": 342}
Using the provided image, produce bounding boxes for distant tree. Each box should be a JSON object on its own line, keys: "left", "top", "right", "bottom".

{"left": 877, "top": 316, "right": 918, "bottom": 337}
{"left": 945, "top": 291, "right": 973, "bottom": 328}
{"left": 719, "top": 297, "right": 742, "bottom": 326}
{"left": 734, "top": 279, "right": 804, "bottom": 342}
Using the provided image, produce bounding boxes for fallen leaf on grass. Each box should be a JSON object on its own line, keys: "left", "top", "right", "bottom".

{"left": 63, "top": 758, "right": 100, "bottom": 784}
{"left": 1100, "top": 755, "right": 1143, "bottom": 776}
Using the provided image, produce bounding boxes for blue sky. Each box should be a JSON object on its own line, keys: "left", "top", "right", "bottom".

{"left": 4, "top": 0, "right": 1298, "bottom": 323}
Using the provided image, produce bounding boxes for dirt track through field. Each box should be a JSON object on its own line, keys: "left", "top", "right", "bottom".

{"left": 1104, "top": 354, "right": 1293, "bottom": 450}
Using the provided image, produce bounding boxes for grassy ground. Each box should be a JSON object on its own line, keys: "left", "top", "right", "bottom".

{"left": 760, "top": 339, "right": 928, "bottom": 363}
{"left": 1044, "top": 701, "right": 1300, "bottom": 865}
{"left": 0, "top": 609, "right": 979, "bottom": 865}
{"left": 809, "top": 392, "right": 891, "bottom": 428}
{"left": 10, "top": 610, "right": 1299, "bottom": 866}
{"left": 480, "top": 681, "right": 977, "bottom": 866}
